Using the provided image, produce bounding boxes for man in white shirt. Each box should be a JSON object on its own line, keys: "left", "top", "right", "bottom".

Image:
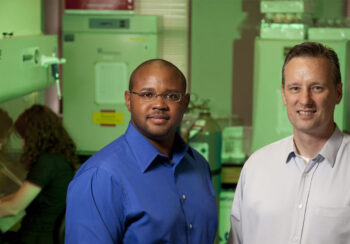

{"left": 230, "top": 42, "right": 350, "bottom": 244}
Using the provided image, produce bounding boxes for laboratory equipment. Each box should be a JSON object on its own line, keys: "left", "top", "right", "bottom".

{"left": 218, "top": 188, "right": 235, "bottom": 244}
{"left": 40, "top": 55, "right": 66, "bottom": 100}
{"left": 188, "top": 100, "right": 222, "bottom": 198}
{"left": 0, "top": 35, "right": 58, "bottom": 102}
{"left": 260, "top": 0, "right": 316, "bottom": 40}
{"left": 216, "top": 114, "right": 247, "bottom": 165}
{"left": 65, "top": 0, "right": 134, "bottom": 10}
{"left": 222, "top": 126, "right": 246, "bottom": 164}
{"left": 62, "top": 11, "right": 158, "bottom": 154}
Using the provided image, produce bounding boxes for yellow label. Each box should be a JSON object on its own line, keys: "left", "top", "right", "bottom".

{"left": 129, "top": 37, "right": 147, "bottom": 41}
{"left": 93, "top": 112, "right": 124, "bottom": 125}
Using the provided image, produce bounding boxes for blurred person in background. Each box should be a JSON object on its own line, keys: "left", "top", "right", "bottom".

{"left": 0, "top": 104, "right": 77, "bottom": 244}
{"left": 0, "top": 108, "right": 26, "bottom": 200}
{"left": 0, "top": 109, "right": 13, "bottom": 152}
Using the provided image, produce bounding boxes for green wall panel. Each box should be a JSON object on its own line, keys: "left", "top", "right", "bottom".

{"left": 191, "top": 0, "right": 247, "bottom": 117}
{"left": 0, "top": 0, "right": 42, "bottom": 36}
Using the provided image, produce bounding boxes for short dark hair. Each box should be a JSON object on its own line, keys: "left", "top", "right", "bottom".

{"left": 129, "top": 59, "right": 187, "bottom": 92}
{"left": 282, "top": 42, "right": 341, "bottom": 87}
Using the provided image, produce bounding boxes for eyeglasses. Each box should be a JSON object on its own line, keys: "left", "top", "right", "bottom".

{"left": 130, "top": 91, "right": 185, "bottom": 103}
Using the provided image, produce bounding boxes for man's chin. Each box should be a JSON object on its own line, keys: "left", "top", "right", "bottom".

{"left": 144, "top": 128, "right": 174, "bottom": 141}
{"left": 147, "top": 132, "right": 171, "bottom": 141}
{"left": 132, "top": 122, "right": 175, "bottom": 141}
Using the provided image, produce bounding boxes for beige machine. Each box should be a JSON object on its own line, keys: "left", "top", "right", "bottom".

{"left": 62, "top": 11, "right": 158, "bottom": 154}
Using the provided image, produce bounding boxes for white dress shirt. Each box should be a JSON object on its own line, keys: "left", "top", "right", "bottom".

{"left": 230, "top": 126, "right": 350, "bottom": 244}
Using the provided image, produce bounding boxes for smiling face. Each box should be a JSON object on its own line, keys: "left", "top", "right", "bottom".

{"left": 125, "top": 61, "right": 189, "bottom": 144}
{"left": 281, "top": 56, "right": 342, "bottom": 138}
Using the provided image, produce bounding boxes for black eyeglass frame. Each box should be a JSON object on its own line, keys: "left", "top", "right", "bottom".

{"left": 129, "top": 91, "right": 186, "bottom": 103}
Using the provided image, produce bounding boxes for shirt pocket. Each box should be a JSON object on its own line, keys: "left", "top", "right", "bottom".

{"left": 313, "top": 206, "right": 350, "bottom": 217}
{"left": 307, "top": 206, "right": 350, "bottom": 244}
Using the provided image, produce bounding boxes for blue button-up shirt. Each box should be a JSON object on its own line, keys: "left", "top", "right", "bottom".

{"left": 66, "top": 122, "right": 218, "bottom": 244}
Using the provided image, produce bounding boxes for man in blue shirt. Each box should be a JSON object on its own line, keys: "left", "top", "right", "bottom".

{"left": 65, "top": 59, "right": 218, "bottom": 243}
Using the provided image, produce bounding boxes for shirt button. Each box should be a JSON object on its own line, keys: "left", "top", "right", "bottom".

{"left": 298, "top": 204, "right": 303, "bottom": 209}
{"left": 182, "top": 194, "right": 186, "bottom": 200}
{"left": 189, "top": 224, "right": 193, "bottom": 229}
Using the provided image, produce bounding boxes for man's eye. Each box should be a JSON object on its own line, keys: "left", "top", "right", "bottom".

{"left": 290, "top": 87, "right": 299, "bottom": 92}
{"left": 140, "top": 92, "right": 154, "bottom": 98}
{"left": 312, "top": 86, "right": 323, "bottom": 91}
{"left": 166, "top": 93, "right": 180, "bottom": 101}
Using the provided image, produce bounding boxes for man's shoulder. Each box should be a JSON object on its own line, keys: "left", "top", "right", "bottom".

{"left": 187, "top": 146, "right": 208, "bottom": 163}
{"left": 75, "top": 135, "right": 129, "bottom": 177}
{"left": 247, "top": 136, "right": 292, "bottom": 164}
{"left": 254, "top": 136, "right": 291, "bottom": 154}
{"left": 239, "top": 136, "right": 293, "bottom": 179}
{"left": 339, "top": 132, "right": 350, "bottom": 151}
{"left": 342, "top": 132, "right": 350, "bottom": 142}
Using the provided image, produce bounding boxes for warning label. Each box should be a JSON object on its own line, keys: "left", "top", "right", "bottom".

{"left": 93, "top": 111, "right": 124, "bottom": 126}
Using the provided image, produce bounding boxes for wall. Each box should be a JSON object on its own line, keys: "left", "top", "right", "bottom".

{"left": 43, "top": 0, "right": 65, "bottom": 113}
{"left": 232, "top": 1, "right": 261, "bottom": 126}
{"left": 134, "top": 0, "right": 190, "bottom": 81}
{"left": 191, "top": 0, "right": 249, "bottom": 120}
{"left": 0, "top": 0, "right": 42, "bottom": 36}
{"left": 315, "top": 0, "right": 345, "bottom": 18}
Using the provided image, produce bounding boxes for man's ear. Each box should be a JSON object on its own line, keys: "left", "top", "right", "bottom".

{"left": 336, "top": 83, "right": 343, "bottom": 105}
{"left": 125, "top": 91, "right": 131, "bottom": 112}
{"left": 184, "top": 93, "right": 190, "bottom": 108}
{"left": 281, "top": 85, "right": 287, "bottom": 106}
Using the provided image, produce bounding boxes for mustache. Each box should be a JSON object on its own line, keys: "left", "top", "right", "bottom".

{"left": 146, "top": 112, "right": 170, "bottom": 119}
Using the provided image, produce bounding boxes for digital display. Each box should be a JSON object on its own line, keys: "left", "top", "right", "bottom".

{"left": 89, "top": 18, "right": 130, "bottom": 29}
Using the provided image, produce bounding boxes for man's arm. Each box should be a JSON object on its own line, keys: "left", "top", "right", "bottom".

{"left": 229, "top": 166, "right": 246, "bottom": 244}
{"left": 65, "top": 168, "right": 125, "bottom": 244}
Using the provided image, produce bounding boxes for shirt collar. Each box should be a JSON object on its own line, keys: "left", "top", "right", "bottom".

{"left": 318, "top": 126, "right": 343, "bottom": 167}
{"left": 285, "top": 136, "right": 296, "bottom": 163}
{"left": 285, "top": 126, "right": 343, "bottom": 167}
{"left": 125, "top": 122, "right": 191, "bottom": 173}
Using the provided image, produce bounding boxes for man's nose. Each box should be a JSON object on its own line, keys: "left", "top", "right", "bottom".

{"left": 152, "top": 94, "right": 168, "bottom": 109}
{"left": 299, "top": 89, "right": 313, "bottom": 105}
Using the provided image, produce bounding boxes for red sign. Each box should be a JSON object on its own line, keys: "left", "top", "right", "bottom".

{"left": 65, "top": 0, "right": 134, "bottom": 10}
